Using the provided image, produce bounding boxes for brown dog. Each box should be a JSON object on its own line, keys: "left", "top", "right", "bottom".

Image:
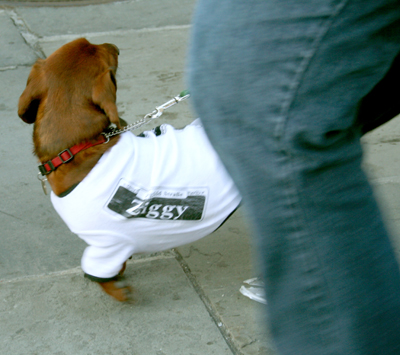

{"left": 18, "top": 38, "right": 131, "bottom": 301}
{"left": 19, "top": 38, "right": 241, "bottom": 303}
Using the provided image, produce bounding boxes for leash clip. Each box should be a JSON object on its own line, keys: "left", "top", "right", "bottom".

{"left": 101, "top": 132, "right": 110, "bottom": 144}
{"left": 144, "top": 91, "right": 191, "bottom": 120}
{"left": 37, "top": 172, "right": 48, "bottom": 195}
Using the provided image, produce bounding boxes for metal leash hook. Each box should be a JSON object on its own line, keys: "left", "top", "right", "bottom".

{"left": 37, "top": 172, "right": 48, "bottom": 195}
{"left": 144, "top": 90, "right": 191, "bottom": 120}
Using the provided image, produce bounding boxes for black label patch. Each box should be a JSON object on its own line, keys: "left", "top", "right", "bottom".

{"left": 106, "top": 181, "right": 207, "bottom": 221}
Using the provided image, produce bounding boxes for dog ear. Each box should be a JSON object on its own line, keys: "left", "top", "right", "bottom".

{"left": 92, "top": 69, "right": 121, "bottom": 128}
{"left": 18, "top": 59, "right": 46, "bottom": 124}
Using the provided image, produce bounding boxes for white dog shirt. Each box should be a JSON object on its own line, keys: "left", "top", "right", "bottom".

{"left": 51, "top": 119, "right": 241, "bottom": 280}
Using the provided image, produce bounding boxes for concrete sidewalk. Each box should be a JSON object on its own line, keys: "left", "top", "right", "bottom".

{"left": 0, "top": 1, "right": 400, "bottom": 354}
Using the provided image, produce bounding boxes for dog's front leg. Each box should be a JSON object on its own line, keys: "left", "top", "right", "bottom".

{"left": 118, "top": 261, "right": 127, "bottom": 276}
{"left": 99, "top": 277, "right": 132, "bottom": 302}
{"left": 98, "top": 262, "right": 133, "bottom": 302}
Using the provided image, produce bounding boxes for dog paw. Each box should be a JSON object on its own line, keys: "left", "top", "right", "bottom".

{"left": 99, "top": 276, "right": 133, "bottom": 302}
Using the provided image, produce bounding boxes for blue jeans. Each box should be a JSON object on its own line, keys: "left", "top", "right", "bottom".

{"left": 187, "top": 0, "right": 400, "bottom": 354}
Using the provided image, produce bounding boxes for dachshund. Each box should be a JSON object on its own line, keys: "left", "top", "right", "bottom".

{"left": 18, "top": 38, "right": 241, "bottom": 302}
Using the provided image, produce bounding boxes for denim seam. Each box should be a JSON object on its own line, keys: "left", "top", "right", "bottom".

{"left": 276, "top": 154, "right": 341, "bottom": 350}
{"left": 273, "top": 0, "right": 351, "bottom": 141}
{"left": 273, "top": 1, "right": 353, "bottom": 348}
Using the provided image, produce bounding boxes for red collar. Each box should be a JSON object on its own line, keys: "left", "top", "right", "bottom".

{"left": 38, "top": 134, "right": 107, "bottom": 176}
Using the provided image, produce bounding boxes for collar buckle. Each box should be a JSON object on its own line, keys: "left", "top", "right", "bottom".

{"left": 58, "top": 148, "right": 74, "bottom": 163}
{"left": 38, "top": 161, "right": 54, "bottom": 176}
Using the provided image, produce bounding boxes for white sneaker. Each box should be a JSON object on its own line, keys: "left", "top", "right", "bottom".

{"left": 239, "top": 277, "right": 267, "bottom": 304}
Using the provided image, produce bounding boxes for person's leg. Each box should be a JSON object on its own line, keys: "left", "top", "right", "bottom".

{"left": 188, "top": 0, "right": 400, "bottom": 354}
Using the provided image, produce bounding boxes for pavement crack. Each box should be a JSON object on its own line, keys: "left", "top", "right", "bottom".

{"left": 172, "top": 249, "right": 244, "bottom": 355}
{"left": 0, "top": 209, "right": 25, "bottom": 221}
{"left": 182, "top": 245, "right": 223, "bottom": 259}
{"left": 241, "top": 338, "right": 257, "bottom": 349}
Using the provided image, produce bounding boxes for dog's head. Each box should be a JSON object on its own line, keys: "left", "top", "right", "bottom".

{"left": 18, "top": 38, "right": 121, "bottom": 130}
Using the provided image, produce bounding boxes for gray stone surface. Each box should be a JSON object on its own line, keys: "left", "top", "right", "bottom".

{"left": 177, "top": 212, "right": 275, "bottom": 355}
{"left": 0, "top": 10, "right": 38, "bottom": 68}
{"left": 1, "top": 256, "right": 232, "bottom": 355}
{"left": 1, "top": 0, "right": 400, "bottom": 354}
{"left": 15, "top": 0, "right": 194, "bottom": 37}
{"left": 0, "top": 1, "right": 271, "bottom": 354}
{"left": 38, "top": 27, "right": 193, "bottom": 130}
{"left": 362, "top": 116, "right": 400, "bottom": 255}
{"left": 0, "top": 66, "right": 86, "bottom": 280}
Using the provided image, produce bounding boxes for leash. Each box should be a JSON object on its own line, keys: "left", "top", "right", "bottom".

{"left": 102, "top": 90, "right": 190, "bottom": 142}
{"left": 37, "top": 90, "right": 191, "bottom": 195}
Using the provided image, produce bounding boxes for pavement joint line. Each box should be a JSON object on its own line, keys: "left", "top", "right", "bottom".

{"left": 0, "top": 0, "right": 141, "bottom": 7}
{"left": 6, "top": 8, "right": 45, "bottom": 58}
{"left": 0, "top": 253, "right": 175, "bottom": 285}
{"left": 370, "top": 175, "right": 400, "bottom": 185}
{"left": 0, "top": 267, "right": 83, "bottom": 285}
{"left": 38, "top": 24, "right": 191, "bottom": 43}
{"left": 172, "top": 248, "right": 244, "bottom": 355}
{"left": 0, "top": 66, "right": 18, "bottom": 71}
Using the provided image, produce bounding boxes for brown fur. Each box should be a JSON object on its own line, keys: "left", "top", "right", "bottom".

{"left": 18, "top": 38, "right": 132, "bottom": 301}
